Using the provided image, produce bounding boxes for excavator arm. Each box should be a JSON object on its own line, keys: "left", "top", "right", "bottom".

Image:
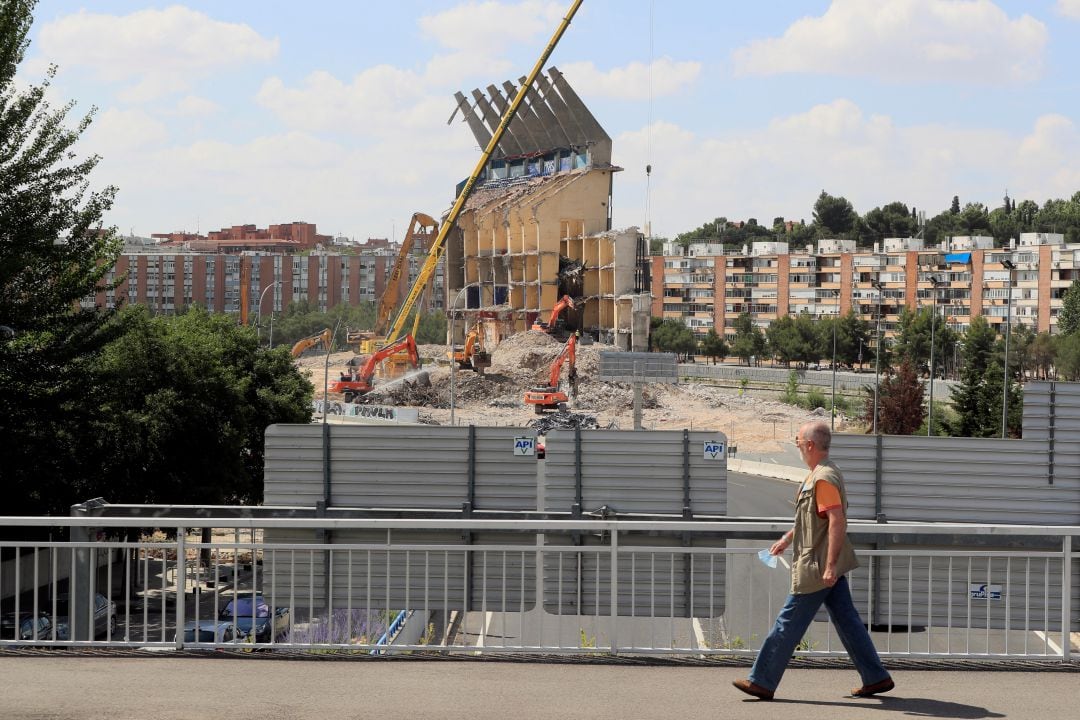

{"left": 547, "top": 333, "right": 577, "bottom": 388}
{"left": 375, "top": 213, "right": 438, "bottom": 336}
{"left": 531, "top": 294, "right": 575, "bottom": 333}
{"left": 524, "top": 334, "right": 577, "bottom": 413}
{"left": 290, "top": 328, "right": 332, "bottom": 358}
{"left": 328, "top": 333, "right": 425, "bottom": 402}
{"left": 357, "top": 334, "right": 420, "bottom": 386}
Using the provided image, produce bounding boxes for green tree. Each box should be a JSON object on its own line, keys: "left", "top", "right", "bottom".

{"left": 947, "top": 317, "right": 999, "bottom": 437}
{"left": 0, "top": 0, "right": 123, "bottom": 516}
{"left": 1058, "top": 279, "right": 1080, "bottom": 335}
{"left": 864, "top": 360, "right": 925, "bottom": 435}
{"left": 732, "top": 312, "right": 767, "bottom": 366}
{"left": 950, "top": 195, "right": 961, "bottom": 214}
{"left": 86, "top": 307, "right": 312, "bottom": 508}
{"left": 651, "top": 318, "right": 697, "bottom": 359}
{"left": 1054, "top": 332, "right": 1080, "bottom": 381}
{"left": 700, "top": 328, "right": 728, "bottom": 364}
{"left": 862, "top": 201, "right": 916, "bottom": 244}
{"left": 766, "top": 315, "right": 800, "bottom": 365}
{"left": 1029, "top": 331, "right": 1056, "bottom": 380}
{"left": 957, "top": 202, "right": 991, "bottom": 235}
{"left": 835, "top": 310, "right": 871, "bottom": 367}
{"left": 812, "top": 191, "right": 858, "bottom": 237}
{"left": 414, "top": 309, "right": 447, "bottom": 345}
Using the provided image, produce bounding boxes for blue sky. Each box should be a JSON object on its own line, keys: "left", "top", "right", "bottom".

{"left": 24, "top": 1, "right": 1080, "bottom": 241}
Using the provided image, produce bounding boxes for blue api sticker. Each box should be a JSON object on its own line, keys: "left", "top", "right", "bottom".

{"left": 703, "top": 441, "right": 726, "bottom": 460}
{"left": 514, "top": 437, "right": 536, "bottom": 456}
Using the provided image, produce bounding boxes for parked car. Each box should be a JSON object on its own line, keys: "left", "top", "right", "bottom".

{"left": 176, "top": 621, "right": 245, "bottom": 645}
{"left": 0, "top": 612, "right": 52, "bottom": 641}
{"left": 219, "top": 596, "right": 289, "bottom": 643}
{"left": 53, "top": 592, "right": 117, "bottom": 640}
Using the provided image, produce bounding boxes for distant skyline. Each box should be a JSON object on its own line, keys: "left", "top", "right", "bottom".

{"left": 24, "top": 1, "right": 1080, "bottom": 241}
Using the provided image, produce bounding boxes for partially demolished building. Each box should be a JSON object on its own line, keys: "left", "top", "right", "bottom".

{"left": 445, "top": 67, "right": 652, "bottom": 350}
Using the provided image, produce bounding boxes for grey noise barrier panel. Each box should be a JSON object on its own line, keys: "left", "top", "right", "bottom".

{"left": 262, "top": 424, "right": 729, "bottom": 616}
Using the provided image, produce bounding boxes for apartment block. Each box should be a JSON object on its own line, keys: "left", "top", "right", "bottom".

{"left": 654, "top": 233, "right": 1074, "bottom": 343}
{"left": 88, "top": 246, "right": 443, "bottom": 320}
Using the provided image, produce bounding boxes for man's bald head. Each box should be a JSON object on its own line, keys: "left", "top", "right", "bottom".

{"left": 800, "top": 420, "right": 831, "bottom": 452}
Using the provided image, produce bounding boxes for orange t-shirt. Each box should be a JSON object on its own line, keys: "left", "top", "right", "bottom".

{"left": 801, "top": 476, "right": 843, "bottom": 517}
{"left": 814, "top": 480, "right": 842, "bottom": 517}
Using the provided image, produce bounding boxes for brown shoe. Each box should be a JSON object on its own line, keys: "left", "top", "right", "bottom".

{"left": 851, "top": 677, "right": 895, "bottom": 698}
{"left": 732, "top": 679, "right": 774, "bottom": 701}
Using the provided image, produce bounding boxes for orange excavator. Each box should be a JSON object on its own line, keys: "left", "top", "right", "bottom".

{"left": 524, "top": 334, "right": 578, "bottom": 414}
{"left": 290, "top": 328, "right": 332, "bottom": 358}
{"left": 531, "top": 294, "right": 575, "bottom": 334}
{"left": 448, "top": 318, "right": 492, "bottom": 373}
{"left": 328, "top": 334, "right": 427, "bottom": 403}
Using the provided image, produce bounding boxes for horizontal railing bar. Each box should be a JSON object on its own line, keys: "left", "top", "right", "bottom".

{"left": 4, "top": 516, "right": 1079, "bottom": 536}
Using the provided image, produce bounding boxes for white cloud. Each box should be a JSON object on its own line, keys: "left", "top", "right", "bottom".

{"left": 732, "top": 0, "right": 1047, "bottom": 84}
{"left": 256, "top": 66, "right": 440, "bottom": 136}
{"left": 1059, "top": 1, "right": 1080, "bottom": 18}
{"left": 609, "top": 101, "right": 1080, "bottom": 239}
{"left": 418, "top": 1, "right": 564, "bottom": 52}
{"left": 88, "top": 108, "right": 168, "bottom": 151}
{"left": 38, "top": 7, "right": 278, "bottom": 102}
{"left": 558, "top": 58, "right": 701, "bottom": 100}
{"left": 173, "top": 95, "right": 220, "bottom": 118}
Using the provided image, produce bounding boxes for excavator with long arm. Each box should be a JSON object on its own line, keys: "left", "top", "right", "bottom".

{"left": 290, "top": 328, "right": 332, "bottom": 358}
{"left": 347, "top": 212, "right": 439, "bottom": 355}
{"left": 523, "top": 334, "right": 577, "bottom": 413}
{"left": 531, "top": 294, "right": 575, "bottom": 333}
{"left": 328, "top": 334, "right": 426, "bottom": 403}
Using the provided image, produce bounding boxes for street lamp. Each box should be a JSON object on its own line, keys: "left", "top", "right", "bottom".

{"left": 1001, "top": 258, "right": 1016, "bottom": 438}
{"left": 449, "top": 283, "right": 481, "bottom": 426}
{"left": 927, "top": 275, "right": 943, "bottom": 436}
{"left": 322, "top": 319, "right": 342, "bottom": 423}
{"left": 871, "top": 279, "right": 884, "bottom": 434}
{"left": 256, "top": 280, "right": 282, "bottom": 344}
{"left": 829, "top": 289, "right": 839, "bottom": 430}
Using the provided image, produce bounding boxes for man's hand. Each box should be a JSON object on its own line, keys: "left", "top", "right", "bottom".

{"left": 769, "top": 531, "right": 792, "bottom": 556}
{"left": 822, "top": 564, "right": 838, "bottom": 587}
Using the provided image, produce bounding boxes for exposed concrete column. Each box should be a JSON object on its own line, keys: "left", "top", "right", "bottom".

{"left": 453, "top": 91, "right": 492, "bottom": 150}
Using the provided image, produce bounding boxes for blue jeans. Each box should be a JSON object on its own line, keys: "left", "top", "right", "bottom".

{"left": 749, "top": 576, "right": 889, "bottom": 692}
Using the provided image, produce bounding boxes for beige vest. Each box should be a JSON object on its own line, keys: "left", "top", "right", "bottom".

{"left": 790, "top": 459, "right": 859, "bottom": 595}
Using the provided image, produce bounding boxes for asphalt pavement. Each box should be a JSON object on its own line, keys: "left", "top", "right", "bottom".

{"left": 0, "top": 654, "right": 1071, "bottom": 719}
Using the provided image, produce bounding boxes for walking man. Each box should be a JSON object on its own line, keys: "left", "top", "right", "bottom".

{"left": 733, "top": 420, "right": 893, "bottom": 701}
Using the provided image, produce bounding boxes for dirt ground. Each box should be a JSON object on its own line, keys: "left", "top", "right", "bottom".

{"left": 294, "top": 332, "right": 838, "bottom": 454}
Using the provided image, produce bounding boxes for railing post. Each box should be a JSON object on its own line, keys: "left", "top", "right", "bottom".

{"left": 176, "top": 526, "right": 186, "bottom": 650}
{"left": 609, "top": 526, "right": 618, "bottom": 655}
{"left": 1063, "top": 534, "right": 1072, "bottom": 661}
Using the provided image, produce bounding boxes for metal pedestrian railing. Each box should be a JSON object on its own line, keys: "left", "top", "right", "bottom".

{"left": 0, "top": 516, "right": 1075, "bottom": 661}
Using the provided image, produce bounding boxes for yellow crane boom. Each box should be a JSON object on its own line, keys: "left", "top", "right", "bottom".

{"left": 385, "top": 0, "right": 584, "bottom": 344}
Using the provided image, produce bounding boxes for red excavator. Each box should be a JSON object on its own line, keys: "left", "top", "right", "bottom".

{"left": 524, "top": 334, "right": 578, "bottom": 414}
{"left": 328, "top": 334, "right": 427, "bottom": 403}
{"left": 531, "top": 294, "right": 575, "bottom": 334}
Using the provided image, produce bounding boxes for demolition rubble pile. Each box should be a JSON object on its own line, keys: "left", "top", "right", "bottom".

{"left": 298, "top": 332, "right": 834, "bottom": 453}
{"left": 528, "top": 410, "right": 606, "bottom": 434}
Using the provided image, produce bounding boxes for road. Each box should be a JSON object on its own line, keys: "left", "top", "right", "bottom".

{"left": 0, "top": 654, "right": 1069, "bottom": 719}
